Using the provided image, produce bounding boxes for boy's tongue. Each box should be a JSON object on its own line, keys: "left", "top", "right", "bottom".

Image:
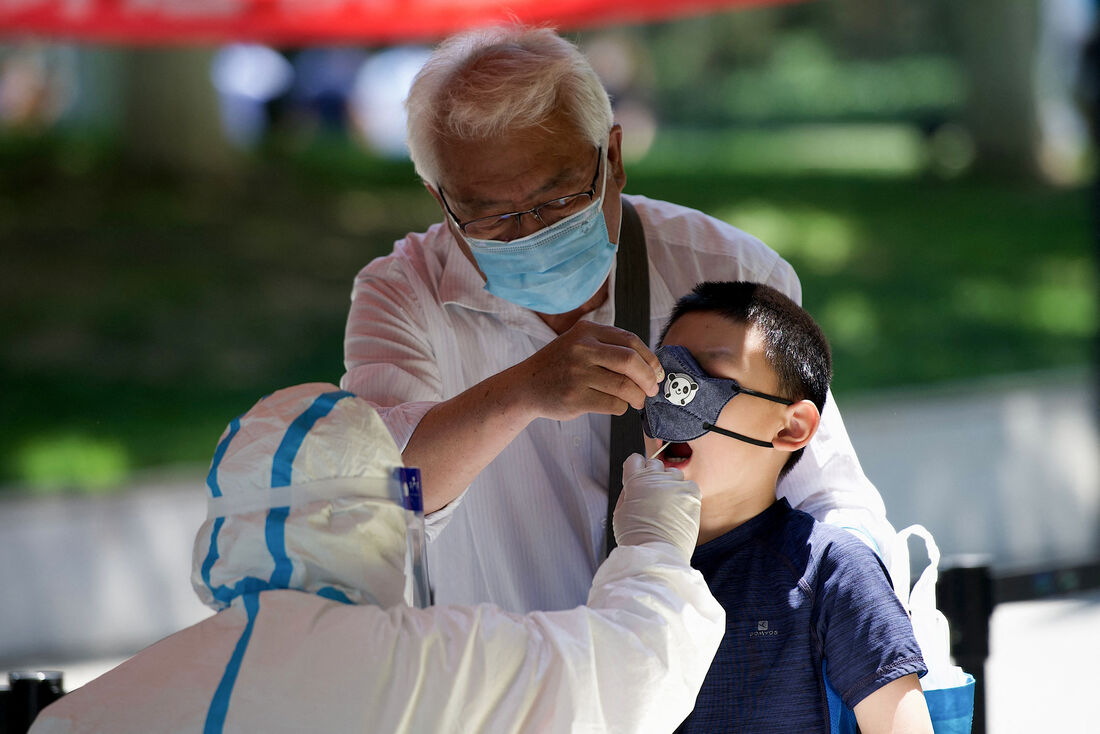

{"left": 661, "top": 442, "right": 693, "bottom": 467}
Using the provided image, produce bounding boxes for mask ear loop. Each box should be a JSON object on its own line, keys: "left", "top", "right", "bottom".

{"left": 701, "top": 422, "right": 775, "bottom": 448}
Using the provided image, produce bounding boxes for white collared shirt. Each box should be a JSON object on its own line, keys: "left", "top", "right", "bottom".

{"left": 342, "top": 194, "right": 894, "bottom": 613}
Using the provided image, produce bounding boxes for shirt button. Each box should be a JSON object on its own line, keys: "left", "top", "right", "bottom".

{"left": 573, "top": 436, "right": 581, "bottom": 447}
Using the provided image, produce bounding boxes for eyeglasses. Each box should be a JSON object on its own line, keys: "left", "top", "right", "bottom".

{"left": 439, "top": 147, "right": 603, "bottom": 241}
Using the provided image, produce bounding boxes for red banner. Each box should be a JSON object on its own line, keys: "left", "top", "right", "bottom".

{"left": 0, "top": 0, "right": 794, "bottom": 45}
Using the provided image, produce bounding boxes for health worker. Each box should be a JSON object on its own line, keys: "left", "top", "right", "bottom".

{"left": 29, "top": 383, "right": 723, "bottom": 734}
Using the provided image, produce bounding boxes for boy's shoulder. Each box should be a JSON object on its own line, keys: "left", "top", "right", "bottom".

{"left": 695, "top": 500, "right": 889, "bottom": 593}
{"left": 734, "top": 504, "right": 892, "bottom": 601}
{"left": 759, "top": 503, "right": 883, "bottom": 568}
{"left": 791, "top": 507, "right": 890, "bottom": 579}
{"left": 794, "top": 507, "right": 882, "bottom": 553}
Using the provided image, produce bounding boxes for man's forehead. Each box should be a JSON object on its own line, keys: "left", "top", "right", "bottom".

{"left": 437, "top": 124, "right": 593, "bottom": 205}
{"left": 448, "top": 152, "right": 585, "bottom": 190}
{"left": 446, "top": 161, "right": 579, "bottom": 210}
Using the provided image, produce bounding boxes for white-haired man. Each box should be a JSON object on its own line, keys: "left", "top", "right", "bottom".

{"left": 30, "top": 384, "right": 723, "bottom": 734}
{"left": 342, "top": 25, "right": 895, "bottom": 613}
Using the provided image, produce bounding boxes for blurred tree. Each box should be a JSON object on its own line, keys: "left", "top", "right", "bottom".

{"left": 622, "top": 0, "right": 1065, "bottom": 182}
{"left": 121, "top": 48, "right": 239, "bottom": 175}
{"left": 946, "top": 0, "right": 1042, "bottom": 178}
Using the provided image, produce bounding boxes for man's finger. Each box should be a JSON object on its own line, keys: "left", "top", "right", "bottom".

{"left": 584, "top": 367, "right": 649, "bottom": 410}
{"left": 579, "top": 324, "right": 664, "bottom": 383}
{"left": 585, "top": 342, "right": 662, "bottom": 399}
{"left": 577, "top": 389, "right": 631, "bottom": 417}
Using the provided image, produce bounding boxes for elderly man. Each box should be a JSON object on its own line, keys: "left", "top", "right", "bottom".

{"left": 342, "top": 25, "right": 894, "bottom": 613}
{"left": 30, "top": 384, "right": 723, "bottom": 734}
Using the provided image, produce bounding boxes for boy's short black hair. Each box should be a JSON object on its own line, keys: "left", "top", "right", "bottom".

{"left": 659, "top": 281, "right": 833, "bottom": 477}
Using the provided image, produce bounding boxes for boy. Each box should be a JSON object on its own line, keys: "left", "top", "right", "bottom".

{"left": 642, "top": 282, "right": 932, "bottom": 734}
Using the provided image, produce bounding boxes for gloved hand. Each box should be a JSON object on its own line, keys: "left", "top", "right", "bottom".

{"left": 613, "top": 453, "right": 701, "bottom": 560}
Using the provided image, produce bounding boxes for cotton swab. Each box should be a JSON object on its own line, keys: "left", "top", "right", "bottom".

{"left": 648, "top": 441, "right": 671, "bottom": 460}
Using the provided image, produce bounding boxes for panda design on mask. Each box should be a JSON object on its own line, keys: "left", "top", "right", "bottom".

{"left": 663, "top": 372, "right": 699, "bottom": 407}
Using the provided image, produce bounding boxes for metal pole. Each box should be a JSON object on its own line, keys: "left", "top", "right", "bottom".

{"left": 938, "top": 557, "right": 994, "bottom": 734}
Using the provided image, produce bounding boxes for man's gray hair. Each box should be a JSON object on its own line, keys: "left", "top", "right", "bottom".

{"left": 406, "top": 25, "right": 614, "bottom": 186}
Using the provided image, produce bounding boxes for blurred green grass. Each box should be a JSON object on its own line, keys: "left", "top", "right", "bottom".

{"left": 0, "top": 132, "right": 1094, "bottom": 491}
{"left": 629, "top": 163, "right": 1096, "bottom": 390}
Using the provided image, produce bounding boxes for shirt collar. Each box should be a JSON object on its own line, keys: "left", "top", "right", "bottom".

{"left": 647, "top": 263, "right": 677, "bottom": 327}
{"left": 585, "top": 259, "right": 616, "bottom": 326}
{"left": 692, "top": 497, "right": 792, "bottom": 564}
{"left": 437, "top": 224, "right": 498, "bottom": 313}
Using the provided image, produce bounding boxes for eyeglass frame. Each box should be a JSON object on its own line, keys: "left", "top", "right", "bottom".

{"left": 437, "top": 146, "right": 603, "bottom": 240}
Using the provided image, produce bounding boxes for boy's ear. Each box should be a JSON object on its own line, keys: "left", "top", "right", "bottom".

{"left": 772, "top": 400, "right": 821, "bottom": 453}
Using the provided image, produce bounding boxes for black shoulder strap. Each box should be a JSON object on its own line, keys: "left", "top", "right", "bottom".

{"left": 605, "top": 198, "right": 650, "bottom": 557}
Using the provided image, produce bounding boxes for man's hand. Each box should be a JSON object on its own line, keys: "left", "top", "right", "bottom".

{"left": 613, "top": 454, "right": 701, "bottom": 560}
{"left": 505, "top": 321, "right": 664, "bottom": 422}
{"left": 404, "top": 323, "right": 662, "bottom": 513}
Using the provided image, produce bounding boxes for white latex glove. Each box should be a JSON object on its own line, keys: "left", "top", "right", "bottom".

{"left": 613, "top": 453, "right": 702, "bottom": 560}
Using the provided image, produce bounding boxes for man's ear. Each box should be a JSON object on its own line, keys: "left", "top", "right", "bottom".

{"left": 607, "top": 123, "right": 627, "bottom": 192}
{"left": 424, "top": 181, "right": 444, "bottom": 208}
{"left": 772, "top": 400, "right": 821, "bottom": 453}
{"left": 424, "top": 182, "right": 484, "bottom": 278}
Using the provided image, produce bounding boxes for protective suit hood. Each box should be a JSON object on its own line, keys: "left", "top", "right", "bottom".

{"left": 191, "top": 383, "right": 422, "bottom": 610}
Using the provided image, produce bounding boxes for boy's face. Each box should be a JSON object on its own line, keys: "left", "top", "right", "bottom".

{"left": 643, "top": 311, "right": 790, "bottom": 501}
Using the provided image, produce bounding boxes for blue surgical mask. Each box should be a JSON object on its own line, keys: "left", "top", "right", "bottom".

{"left": 459, "top": 155, "right": 616, "bottom": 315}
{"left": 642, "top": 345, "right": 794, "bottom": 448}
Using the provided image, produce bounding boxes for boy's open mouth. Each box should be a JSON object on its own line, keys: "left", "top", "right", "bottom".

{"left": 659, "top": 441, "right": 693, "bottom": 467}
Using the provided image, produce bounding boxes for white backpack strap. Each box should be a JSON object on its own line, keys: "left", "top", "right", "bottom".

{"left": 894, "top": 524, "right": 941, "bottom": 609}
{"left": 889, "top": 525, "right": 915, "bottom": 611}
{"left": 892, "top": 524, "right": 965, "bottom": 690}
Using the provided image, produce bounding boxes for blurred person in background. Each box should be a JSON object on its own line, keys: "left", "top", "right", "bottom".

{"left": 29, "top": 383, "right": 723, "bottom": 734}
{"left": 210, "top": 44, "right": 294, "bottom": 149}
{"left": 0, "top": 44, "right": 74, "bottom": 129}
{"left": 289, "top": 47, "right": 366, "bottom": 134}
{"left": 341, "top": 24, "right": 899, "bottom": 614}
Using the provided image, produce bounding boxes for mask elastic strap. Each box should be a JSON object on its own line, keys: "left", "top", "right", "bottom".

{"left": 702, "top": 422, "right": 775, "bottom": 448}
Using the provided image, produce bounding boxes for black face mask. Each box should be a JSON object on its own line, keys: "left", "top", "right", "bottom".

{"left": 641, "top": 345, "right": 793, "bottom": 449}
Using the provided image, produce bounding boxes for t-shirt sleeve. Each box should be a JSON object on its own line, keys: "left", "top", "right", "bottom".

{"left": 340, "top": 252, "right": 444, "bottom": 450}
{"left": 815, "top": 532, "right": 927, "bottom": 708}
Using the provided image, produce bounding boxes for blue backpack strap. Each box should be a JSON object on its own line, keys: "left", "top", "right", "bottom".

{"left": 824, "top": 660, "right": 859, "bottom": 734}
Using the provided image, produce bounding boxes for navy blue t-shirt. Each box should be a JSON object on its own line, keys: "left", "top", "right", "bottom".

{"left": 677, "top": 498, "right": 925, "bottom": 734}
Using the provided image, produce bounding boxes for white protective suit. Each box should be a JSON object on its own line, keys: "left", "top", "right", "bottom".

{"left": 31, "top": 383, "right": 724, "bottom": 734}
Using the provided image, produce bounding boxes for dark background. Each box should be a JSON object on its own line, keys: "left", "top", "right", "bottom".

{"left": 0, "top": 0, "right": 1095, "bottom": 493}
